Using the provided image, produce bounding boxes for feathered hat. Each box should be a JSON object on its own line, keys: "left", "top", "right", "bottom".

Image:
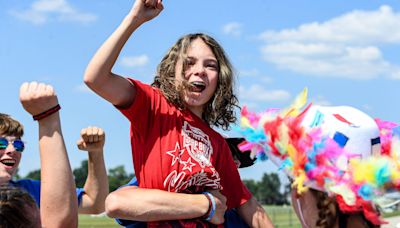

{"left": 237, "top": 88, "right": 400, "bottom": 225}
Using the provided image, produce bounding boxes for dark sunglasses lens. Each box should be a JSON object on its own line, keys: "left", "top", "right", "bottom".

{"left": 0, "top": 138, "right": 7, "bottom": 149}
{"left": 13, "top": 140, "right": 24, "bottom": 152}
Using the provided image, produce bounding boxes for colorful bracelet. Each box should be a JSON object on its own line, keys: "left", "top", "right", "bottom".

{"left": 201, "top": 192, "right": 212, "bottom": 219}
{"left": 32, "top": 104, "right": 61, "bottom": 121}
{"left": 202, "top": 192, "right": 216, "bottom": 221}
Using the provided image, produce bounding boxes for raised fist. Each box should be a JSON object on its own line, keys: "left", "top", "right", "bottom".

{"left": 77, "top": 126, "right": 106, "bottom": 153}
{"left": 19, "top": 82, "right": 59, "bottom": 116}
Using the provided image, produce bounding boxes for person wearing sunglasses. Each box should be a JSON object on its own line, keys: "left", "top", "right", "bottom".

{"left": 0, "top": 82, "right": 109, "bottom": 226}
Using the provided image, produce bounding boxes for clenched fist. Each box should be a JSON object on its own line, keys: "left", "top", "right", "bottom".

{"left": 77, "top": 126, "right": 105, "bottom": 153}
{"left": 130, "top": 0, "right": 164, "bottom": 25}
{"left": 19, "top": 82, "right": 59, "bottom": 116}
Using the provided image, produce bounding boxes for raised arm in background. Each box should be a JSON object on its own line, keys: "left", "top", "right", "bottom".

{"left": 19, "top": 81, "right": 78, "bottom": 228}
{"left": 76, "top": 126, "right": 109, "bottom": 214}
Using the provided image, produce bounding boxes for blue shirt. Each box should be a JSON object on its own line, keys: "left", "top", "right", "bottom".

{"left": 9, "top": 179, "right": 85, "bottom": 207}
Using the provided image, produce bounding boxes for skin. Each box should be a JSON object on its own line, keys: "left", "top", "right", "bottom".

{"left": 20, "top": 81, "right": 78, "bottom": 228}
{"left": 106, "top": 187, "right": 227, "bottom": 224}
{"left": 291, "top": 189, "right": 320, "bottom": 228}
{"left": 106, "top": 154, "right": 273, "bottom": 226}
{"left": 0, "top": 136, "right": 22, "bottom": 183}
{"left": 0, "top": 123, "right": 109, "bottom": 216}
{"left": 175, "top": 37, "right": 219, "bottom": 118}
{"left": 291, "top": 189, "right": 375, "bottom": 228}
{"left": 84, "top": 0, "right": 273, "bottom": 226}
{"left": 77, "top": 126, "right": 109, "bottom": 214}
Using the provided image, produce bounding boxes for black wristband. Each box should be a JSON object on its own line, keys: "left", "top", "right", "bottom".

{"left": 32, "top": 104, "right": 61, "bottom": 121}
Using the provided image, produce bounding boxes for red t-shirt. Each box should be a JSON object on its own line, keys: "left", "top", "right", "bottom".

{"left": 118, "top": 79, "right": 251, "bottom": 226}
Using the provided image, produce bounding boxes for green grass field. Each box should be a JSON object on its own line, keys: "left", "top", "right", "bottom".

{"left": 264, "top": 205, "right": 301, "bottom": 228}
{"left": 78, "top": 206, "right": 302, "bottom": 227}
{"left": 78, "top": 206, "right": 398, "bottom": 227}
{"left": 78, "top": 214, "right": 120, "bottom": 228}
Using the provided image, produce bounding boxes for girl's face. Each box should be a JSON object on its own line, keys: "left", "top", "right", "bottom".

{"left": 175, "top": 38, "right": 219, "bottom": 118}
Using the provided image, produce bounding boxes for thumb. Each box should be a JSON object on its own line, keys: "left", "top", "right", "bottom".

{"left": 76, "top": 139, "right": 85, "bottom": 149}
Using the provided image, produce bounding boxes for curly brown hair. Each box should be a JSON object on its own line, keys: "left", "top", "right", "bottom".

{"left": 152, "top": 33, "right": 239, "bottom": 130}
{"left": 0, "top": 113, "right": 24, "bottom": 138}
{"left": 315, "top": 190, "right": 337, "bottom": 228}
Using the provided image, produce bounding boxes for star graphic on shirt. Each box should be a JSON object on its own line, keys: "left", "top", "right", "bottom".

{"left": 166, "top": 142, "right": 185, "bottom": 166}
{"left": 181, "top": 157, "right": 196, "bottom": 172}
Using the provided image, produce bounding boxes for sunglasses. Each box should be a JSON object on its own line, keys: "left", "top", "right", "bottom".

{"left": 0, "top": 137, "right": 25, "bottom": 152}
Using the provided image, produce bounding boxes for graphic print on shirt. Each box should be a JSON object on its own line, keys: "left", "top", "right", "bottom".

{"left": 163, "top": 121, "right": 221, "bottom": 192}
{"left": 183, "top": 121, "right": 213, "bottom": 168}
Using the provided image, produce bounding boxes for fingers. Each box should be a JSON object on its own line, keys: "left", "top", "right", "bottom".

{"left": 77, "top": 126, "right": 105, "bottom": 152}
{"left": 207, "top": 190, "right": 227, "bottom": 224}
{"left": 19, "top": 81, "right": 59, "bottom": 116}
{"left": 80, "top": 126, "right": 105, "bottom": 144}
{"left": 142, "top": 0, "right": 162, "bottom": 9}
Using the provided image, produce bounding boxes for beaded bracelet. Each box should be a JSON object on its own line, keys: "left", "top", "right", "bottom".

{"left": 32, "top": 104, "right": 61, "bottom": 121}
{"left": 202, "top": 192, "right": 216, "bottom": 221}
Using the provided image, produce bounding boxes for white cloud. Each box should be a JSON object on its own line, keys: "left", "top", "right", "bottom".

{"left": 238, "top": 69, "right": 273, "bottom": 83}
{"left": 222, "top": 22, "right": 243, "bottom": 37}
{"left": 239, "top": 84, "right": 291, "bottom": 103}
{"left": 259, "top": 5, "right": 400, "bottom": 80}
{"left": 390, "top": 69, "right": 400, "bottom": 79}
{"left": 239, "top": 68, "right": 259, "bottom": 77}
{"left": 9, "top": 0, "right": 97, "bottom": 25}
{"left": 120, "top": 55, "right": 149, "bottom": 68}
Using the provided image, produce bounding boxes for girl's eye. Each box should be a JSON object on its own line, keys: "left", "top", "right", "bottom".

{"left": 206, "top": 63, "right": 218, "bottom": 70}
{"left": 186, "top": 59, "right": 195, "bottom": 66}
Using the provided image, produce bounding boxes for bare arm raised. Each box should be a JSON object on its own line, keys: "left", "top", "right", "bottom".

{"left": 84, "top": 0, "right": 163, "bottom": 107}
{"left": 76, "top": 126, "right": 109, "bottom": 214}
{"left": 19, "top": 82, "right": 78, "bottom": 228}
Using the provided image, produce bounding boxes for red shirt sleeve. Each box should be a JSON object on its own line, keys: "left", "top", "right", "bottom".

{"left": 215, "top": 138, "right": 252, "bottom": 209}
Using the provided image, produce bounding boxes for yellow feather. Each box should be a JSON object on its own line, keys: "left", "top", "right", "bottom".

{"left": 281, "top": 88, "right": 308, "bottom": 117}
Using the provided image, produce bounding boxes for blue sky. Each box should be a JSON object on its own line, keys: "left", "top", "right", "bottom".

{"left": 2, "top": 0, "right": 400, "bottom": 182}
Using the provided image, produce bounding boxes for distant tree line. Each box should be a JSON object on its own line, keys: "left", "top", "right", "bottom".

{"left": 21, "top": 160, "right": 134, "bottom": 192}
{"left": 20, "top": 161, "right": 291, "bottom": 204}
{"left": 243, "top": 173, "right": 291, "bottom": 205}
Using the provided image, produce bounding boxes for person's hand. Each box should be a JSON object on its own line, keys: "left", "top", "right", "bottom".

{"left": 19, "top": 82, "right": 59, "bottom": 116}
{"left": 77, "top": 126, "right": 105, "bottom": 153}
{"left": 130, "top": 0, "right": 164, "bottom": 24}
{"left": 207, "top": 189, "right": 227, "bottom": 225}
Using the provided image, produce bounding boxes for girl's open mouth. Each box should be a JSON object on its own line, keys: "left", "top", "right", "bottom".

{"left": 189, "top": 81, "right": 206, "bottom": 92}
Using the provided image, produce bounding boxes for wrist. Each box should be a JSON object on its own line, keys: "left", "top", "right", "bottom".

{"left": 197, "top": 193, "right": 210, "bottom": 217}
{"left": 88, "top": 150, "right": 105, "bottom": 158}
{"left": 125, "top": 11, "right": 146, "bottom": 28}
{"left": 33, "top": 104, "right": 61, "bottom": 121}
{"left": 37, "top": 112, "right": 60, "bottom": 128}
{"left": 201, "top": 192, "right": 216, "bottom": 221}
